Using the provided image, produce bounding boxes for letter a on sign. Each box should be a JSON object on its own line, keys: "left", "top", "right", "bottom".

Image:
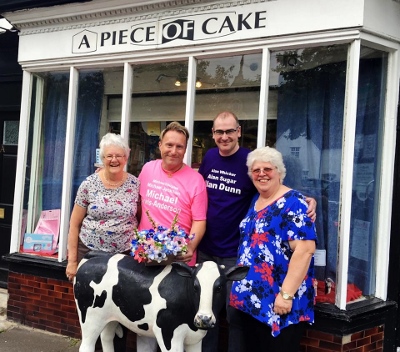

{"left": 72, "top": 30, "right": 98, "bottom": 54}
{"left": 79, "top": 35, "right": 90, "bottom": 49}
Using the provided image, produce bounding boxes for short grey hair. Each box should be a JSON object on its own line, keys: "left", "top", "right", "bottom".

{"left": 99, "top": 133, "right": 130, "bottom": 159}
{"left": 246, "top": 146, "right": 286, "bottom": 182}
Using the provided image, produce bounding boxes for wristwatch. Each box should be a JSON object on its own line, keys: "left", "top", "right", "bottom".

{"left": 280, "top": 290, "right": 294, "bottom": 300}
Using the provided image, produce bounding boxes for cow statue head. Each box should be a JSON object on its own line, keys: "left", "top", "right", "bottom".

{"left": 171, "top": 261, "right": 249, "bottom": 330}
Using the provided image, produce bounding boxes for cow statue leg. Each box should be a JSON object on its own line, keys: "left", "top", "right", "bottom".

{"left": 100, "top": 321, "right": 121, "bottom": 352}
{"left": 154, "top": 323, "right": 206, "bottom": 352}
{"left": 184, "top": 341, "right": 202, "bottom": 352}
{"left": 78, "top": 321, "right": 120, "bottom": 352}
{"left": 79, "top": 323, "right": 106, "bottom": 352}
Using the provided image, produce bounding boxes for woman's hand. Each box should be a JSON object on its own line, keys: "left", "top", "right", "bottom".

{"left": 66, "top": 204, "right": 86, "bottom": 282}
{"left": 273, "top": 293, "right": 293, "bottom": 315}
{"left": 66, "top": 260, "right": 78, "bottom": 282}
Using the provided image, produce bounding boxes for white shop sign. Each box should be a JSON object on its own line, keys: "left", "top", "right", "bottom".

{"left": 18, "top": 1, "right": 364, "bottom": 62}
{"left": 72, "top": 10, "right": 267, "bottom": 54}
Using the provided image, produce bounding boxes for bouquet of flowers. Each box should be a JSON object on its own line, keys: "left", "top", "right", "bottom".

{"left": 131, "top": 211, "right": 195, "bottom": 264}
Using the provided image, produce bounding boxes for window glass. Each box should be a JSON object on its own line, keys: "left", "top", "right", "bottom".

{"left": 348, "top": 47, "right": 388, "bottom": 298}
{"left": 21, "top": 72, "right": 70, "bottom": 255}
{"left": 193, "top": 54, "right": 263, "bottom": 168}
{"left": 270, "top": 45, "right": 348, "bottom": 304}
{"left": 108, "top": 62, "right": 188, "bottom": 176}
{"left": 3, "top": 121, "right": 19, "bottom": 145}
{"left": 70, "top": 70, "right": 106, "bottom": 206}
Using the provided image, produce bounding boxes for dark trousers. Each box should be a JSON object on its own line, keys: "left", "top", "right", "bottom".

{"left": 231, "top": 308, "right": 307, "bottom": 352}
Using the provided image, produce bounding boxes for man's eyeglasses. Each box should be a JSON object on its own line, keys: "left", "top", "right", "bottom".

{"left": 104, "top": 154, "right": 125, "bottom": 161}
{"left": 213, "top": 127, "right": 240, "bottom": 136}
{"left": 251, "top": 167, "right": 276, "bottom": 175}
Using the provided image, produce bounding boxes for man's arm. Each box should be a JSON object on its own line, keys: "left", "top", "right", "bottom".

{"left": 305, "top": 197, "right": 317, "bottom": 222}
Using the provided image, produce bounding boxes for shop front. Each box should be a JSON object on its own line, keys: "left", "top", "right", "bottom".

{"left": 1, "top": 0, "right": 400, "bottom": 350}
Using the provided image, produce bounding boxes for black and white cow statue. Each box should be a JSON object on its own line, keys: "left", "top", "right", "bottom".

{"left": 73, "top": 251, "right": 249, "bottom": 352}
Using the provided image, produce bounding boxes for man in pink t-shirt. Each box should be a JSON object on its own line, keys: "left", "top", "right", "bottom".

{"left": 137, "top": 122, "right": 207, "bottom": 352}
{"left": 138, "top": 121, "right": 208, "bottom": 264}
{"left": 139, "top": 159, "right": 206, "bottom": 247}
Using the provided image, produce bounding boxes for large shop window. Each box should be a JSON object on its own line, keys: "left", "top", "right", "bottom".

{"left": 18, "top": 43, "right": 389, "bottom": 309}
{"left": 349, "top": 48, "right": 387, "bottom": 298}
{"left": 20, "top": 71, "right": 105, "bottom": 256}
{"left": 272, "top": 46, "right": 347, "bottom": 303}
{"left": 21, "top": 72, "right": 70, "bottom": 256}
{"left": 270, "top": 45, "right": 388, "bottom": 304}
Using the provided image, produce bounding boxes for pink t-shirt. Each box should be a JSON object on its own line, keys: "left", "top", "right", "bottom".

{"left": 138, "top": 160, "right": 207, "bottom": 264}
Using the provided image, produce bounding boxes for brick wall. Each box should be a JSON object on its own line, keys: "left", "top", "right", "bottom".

{"left": 5, "top": 271, "right": 387, "bottom": 352}
{"left": 7, "top": 271, "right": 81, "bottom": 338}
{"left": 300, "top": 326, "right": 384, "bottom": 352}
{"left": 6, "top": 271, "right": 138, "bottom": 351}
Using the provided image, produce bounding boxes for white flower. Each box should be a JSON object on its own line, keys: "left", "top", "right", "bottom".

{"left": 260, "top": 244, "right": 274, "bottom": 262}
{"left": 250, "top": 294, "right": 261, "bottom": 309}
{"left": 288, "top": 209, "right": 306, "bottom": 228}
{"left": 235, "top": 279, "right": 253, "bottom": 293}
{"left": 239, "top": 247, "right": 252, "bottom": 266}
{"left": 131, "top": 211, "right": 193, "bottom": 263}
{"left": 276, "top": 197, "right": 286, "bottom": 209}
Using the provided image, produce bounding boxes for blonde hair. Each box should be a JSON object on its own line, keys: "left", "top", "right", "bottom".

{"left": 160, "top": 122, "right": 189, "bottom": 145}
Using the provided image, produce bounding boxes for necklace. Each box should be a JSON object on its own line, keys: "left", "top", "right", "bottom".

{"left": 162, "top": 164, "right": 184, "bottom": 178}
{"left": 103, "top": 173, "right": 125, "bottom": 187}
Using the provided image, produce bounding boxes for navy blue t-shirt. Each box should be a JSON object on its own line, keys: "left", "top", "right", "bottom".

{"left": 198, "top": 147, "right": 257, "bottom": 257}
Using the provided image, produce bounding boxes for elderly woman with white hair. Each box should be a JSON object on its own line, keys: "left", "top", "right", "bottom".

{"left": 66, "top": 133, "right": 139, "bottom": 351}
{"left": 229, "top": 146, "right": 317, "bottom": 352}
{"left": 66, "top": 132, "right": 140, "bottom": 281}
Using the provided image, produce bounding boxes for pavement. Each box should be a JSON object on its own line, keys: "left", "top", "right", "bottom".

{"left": 0, "top": 288, "right": 82, "bottom": 351}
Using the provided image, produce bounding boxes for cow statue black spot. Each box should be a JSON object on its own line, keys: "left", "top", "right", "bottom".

{"left": 73, "top": 251, "right": 249, "bottom": 352}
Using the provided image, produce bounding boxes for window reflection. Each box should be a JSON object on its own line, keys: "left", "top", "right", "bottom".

{"left": 348, "top": 47, "right": 388, "bottom": 298}
{"left": 271, "top": 45, "right": 348, "bottom": 303}
{"left": 71, "top": 70, "right": 105, "bottom": 206}
{"left": 21, "top": 72, "right": 70, "bottom": 255}
{"left": 193, "top": 53, "right": 264, "bottom": 167}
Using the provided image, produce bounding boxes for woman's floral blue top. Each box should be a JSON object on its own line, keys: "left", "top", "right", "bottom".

{"left": 230, "top": 190, "right": 317, "bottom": 337}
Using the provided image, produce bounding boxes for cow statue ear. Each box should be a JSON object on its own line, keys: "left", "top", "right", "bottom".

{"left": 225, "top": 265, "right": 250, "bottom": 281}
{"left": 171, "top": 262, "right": 193, "bottom": 278}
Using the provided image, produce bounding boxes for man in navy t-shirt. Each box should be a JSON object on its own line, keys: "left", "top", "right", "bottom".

{"left": 198, "top": 111, "right": 255, "bottom": 352}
